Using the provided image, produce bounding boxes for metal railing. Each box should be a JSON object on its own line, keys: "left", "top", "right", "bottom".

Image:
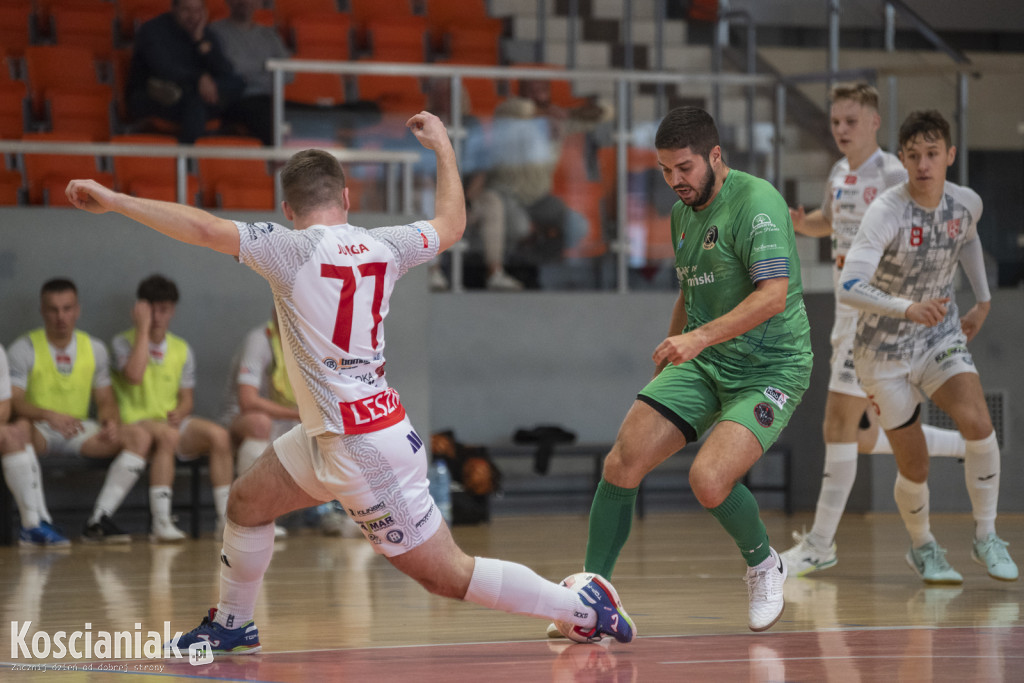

{"left": 0, "top": 140, "right": 420, "bottom": 212}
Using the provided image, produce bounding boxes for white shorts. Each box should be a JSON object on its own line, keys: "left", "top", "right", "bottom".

{"left": 827, "top": 311, "right": 866, "bottom": 398}
{"left": 34, "top": 419, "right": 101, "bottom": 456}
{"left": 854, "top": 329, "right": 977, "bottom": 431}
{"left": 273, "top": 419, "right": 442, "bottom": 557}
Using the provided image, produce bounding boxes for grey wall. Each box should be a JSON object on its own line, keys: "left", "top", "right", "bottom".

{"left": 1, "top": 208, "right": 1020, "bottom": 512}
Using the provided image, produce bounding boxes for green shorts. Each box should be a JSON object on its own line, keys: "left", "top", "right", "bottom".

{"left": 638, "top": 351, "right": 812, "bottom": 452}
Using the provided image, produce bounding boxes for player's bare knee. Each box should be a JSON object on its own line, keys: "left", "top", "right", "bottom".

{"left": 602, "top": 445, "right": 648, "bottom": 488}
{"left": 689, "top": 467, "right": 729, "bottom": 508}
{"left": 123, "top": 425, "right": 153, "bottom": 457}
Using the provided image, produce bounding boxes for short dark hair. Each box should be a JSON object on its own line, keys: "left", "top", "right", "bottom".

{"left": 655, "top": 106, "right": 720, "bottom": 158}
{"left": 898, "top": 110, "right": 952, "bottom": 150}
{"left": 830, "top": 82, "right": 880, "bottom": 110}
{"left": 137, "top": 274, "right": 179, "bottom": 304}
{"left": 40, "top": 278, "right": 77, "bottom": 297}
{"left": 281, "top": 149, "right": 347, "bottom": 216}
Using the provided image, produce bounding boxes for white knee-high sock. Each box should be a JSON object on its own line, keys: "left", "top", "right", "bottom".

{"left": 90, "top": 451, "right": 147, "bottom": 524}
{"left": 236, "top": 439, "right": 268, "bottom": 477}
{"left": 25, "top": 446, "right": 53, "bottom": 523}
{"left": 808, "top": 443, "right": 858, "bottom": 548}
{"left": 894, "top": 473, "right": 934, "bottom": 548}
{"left": 2, "top": 449, "right": 42, "bottom": 528}
{"left": 215, "top": 521, "right": 275, "bottom": 628}
{"left": 463, "top": 557, "right": 594, "bottom": 628}
{"left": 963, "top": 432, "right": 1000, "bottom": 539}
{"left": 212, "top": 485, "right": 230, "bottom": 523}
{"left": 149, "top": 485, "right": 173, "bottom": 524}
{"left": 869, "top": 426, "right": 965, "bottom": 459}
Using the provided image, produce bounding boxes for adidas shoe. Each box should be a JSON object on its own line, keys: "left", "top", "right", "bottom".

{"left": 150, "top": 517, "right": 187, "bottom": 544}
{"left": 745, "top": 548, "right": 787, "bottom": 632}
{"left": 571, "top": 576, "right": 636, "bottom": 644}
{"left": 164, "top": 608, "right": 261, "bottom": 657}
{"left": 972, "top": 533, "right": 1019, "bottom": 581}
{"left": 906, "top": 541, "right": 963, "bottom": 584}
{"left": 780, "top": 529, "right": 837, "bottom": 577}
{"left": 82, "top": 515, "right": 131, "bottom": 544}
{"left": 19, "top": 522, "right": 71, "bottom": 547}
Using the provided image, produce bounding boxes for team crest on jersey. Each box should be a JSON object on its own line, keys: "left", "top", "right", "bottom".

{"left": 863, "top": 186, "right": 878, "bottom": 204}
{"left": 763, "top": 386, "right": 789, "bottom": 409}
{"left": 844, "top": 174, "right": 857, "bottom": 185}
{"left": 703, "top": 225, "right": 719, "bottom": 250}
{"left": 947, "top": 219, "right": 961, "bottom": 239}
{"left": 753, "top": 402, "right": 775, "bottom": 428}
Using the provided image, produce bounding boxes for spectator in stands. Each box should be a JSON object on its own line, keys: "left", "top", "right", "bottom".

{"left": 220, "top": 310, "right": 355, "bottom": 537}
{"left": 111, "top": 274, "right": 235, "bottom": 541}
{"left": 424, "top": 77, "right": 526, "bottom": 291}
{"left": 126, "top": 0, "right": 244, "bottom": 143}
{"left": 209, "top": 0, "right": 291, "bottom": 146}
{"left": 8, "top": 278, "right": 156, "bottom": 543}
{"left": 1, "top": 342, "right": 67, "bottom": 546}
{"left": 484, "top": 78, "right": 613, "bottom": 272}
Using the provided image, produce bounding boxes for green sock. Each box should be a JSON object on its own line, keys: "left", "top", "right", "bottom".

{"left": 583, "top": 479, "right": 639, "bottom": 579}
{"left": 706, "top": 483, "right": 770, "bottom": 567}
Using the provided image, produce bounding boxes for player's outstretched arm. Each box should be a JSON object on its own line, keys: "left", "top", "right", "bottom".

{"left": 65, "top": 179, "right": 241, "bottom": 256}
{"left": 407, "top": 111, "right": 466, "bottom": 253}
{"left": 790, "top": 206, "right": 832, "bottom": 237}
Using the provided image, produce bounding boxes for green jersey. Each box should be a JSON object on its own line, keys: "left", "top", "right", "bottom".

{"left": 670, "top": 169, "right": 812, "bottom": 366}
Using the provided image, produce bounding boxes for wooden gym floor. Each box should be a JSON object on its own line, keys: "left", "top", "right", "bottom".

{"left": 0, "top": 510, "right": 1020, "bottom": 682}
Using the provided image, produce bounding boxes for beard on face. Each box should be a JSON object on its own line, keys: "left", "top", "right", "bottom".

{"left": 674, "top": 158, "right": 716, "bottom": 208}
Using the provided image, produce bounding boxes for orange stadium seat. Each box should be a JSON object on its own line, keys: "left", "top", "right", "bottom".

{"left": 356, "top": 75, "right": 425, "bottom": 114}
{"left": 116, "top": 0, "right": 167, "bottom": 42}
{"left": 47, "top": 88, "right": 114, "bottom": 140}
{"left": 50, "top": 2, "right": 118, "bottom": 60}
{"left": 0, "top": 1, "right": 33, "bottom": 59}
{"left": 24, "top": 45, "right": 107, "bottom": 121}
{"left": 291, "top": 12, "right": 352, "bottom": 60}
{"left": 22, "top": 131, "right": 113, "bottom": 206}
{"left": 362, "top": 16, "right": 429, "bottom": 62}
{"left": 285, "top": 46, "right": 347, "bottom": 107}
{"left": 0, "top": 75, "right": 27, "bottom": 139}
{"left": 274, "top": 0, "right": 339, "bottom": 40}
{"left": 0, "top": 168, "right": 22, "bottom": 205}
{"left": 110, "top": 133, "right": 198, "bottom": 204}
{"left": 194, "top": 135, "right": 273, "bottom": 209}
{"left": 441, "top": 24, "right": 503, "bottom": 65}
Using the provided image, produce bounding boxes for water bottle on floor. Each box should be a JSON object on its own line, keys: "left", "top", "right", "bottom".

{"left": 428, "top": 458, "right": 453, "bottom": 525}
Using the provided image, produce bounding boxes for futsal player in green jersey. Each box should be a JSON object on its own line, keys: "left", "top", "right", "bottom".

{"left": 569, "top": 107, "right": 813, "bottom": 632}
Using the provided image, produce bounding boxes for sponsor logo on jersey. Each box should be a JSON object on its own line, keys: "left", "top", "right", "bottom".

{"left": 753, "top": 402, "right": 775, "bottom": 427}
{"left": 677, "top": 232, "right": 685, "bottom": 248}
{"left": 703, "top": 225, "right": 719, "bottom": 249}
{"left": 763, "top": 386, "right": 789, "bottom": 409}
{"left": 349, "top": 500, "right": 386, "bottom": 517}
{"left": 753, "top": 243, "right": 779, "bottom": 253}
{"left": 946, "top": 218, "right": 961, "bottom": 239}
{"left": 323, "top": 357, "right": 338, "bottom": 370}
{"left": 245, "top": 222, "right": 275, "bottom": 239}
{"left": 415, "top": 504, "right": 434, "bottom": 529}
{"left": 338, "top": 243, "right": 370, "bottom": 256}
{"left": 415, "top": 227, "right": 429, "bottom": 248}
{"left": 863, "top": 186, "right": 878, "bottom": 204}
{"left": 751, "top": 214, "right": 778, "bottom": 234}
{"left": 385, "top": 529, "right": 405, "bottom": 544}
{"left": 844, "top": 174, "right": 857, "bottom": 185}
{"left": 686, "top": 271, "right": 715, "bottom": 287}
{"left": 339, "top": 387, "right": 406, "bottom": 434}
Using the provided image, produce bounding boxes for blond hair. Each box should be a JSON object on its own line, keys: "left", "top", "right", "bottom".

{"left": 829, "top": 82, "right": 880, "bottom": 111}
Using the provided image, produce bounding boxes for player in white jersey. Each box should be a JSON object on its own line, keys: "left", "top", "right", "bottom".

{"left": 65, "top": 111, "right": 635, "bottom": 655}
{"left": 782, "top": 84, "right": 965, "bottom": 577}
{"left": 839, "top": 109, "right": 1017, "bottom": 584}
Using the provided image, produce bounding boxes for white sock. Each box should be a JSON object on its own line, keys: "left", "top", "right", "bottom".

{"left": 149, "top": 485, "right": 173, "bottom": 524}
{"left": 463, "top": 557, "right": 594, "bottom": 629}
{"left": 25, "top": 445, "right": 53, "bottom": 523}
{"left": 808, "top": 443, "right": 858, "bottom": 548}
{"left": 894, "top": 473, "right": 934, "bottom": 548}
{"left": 236, "top": 439, "right": 268, "bottom": 477}
{"left": 923, "top": 425, "right": 966, "bottom": 459}
{"left": 963, "top": 432, "right": 1000, "bottom": 539}
{"left": 213, "top": 485, "right": 230, "bottom": 523}
{"left": 870, "top": 426, "right": 965, "bottom": 459}
{"left": 215, "top": 521, "right": 275, "bottom": 629}
{"left": 90, "top": 451, "right": 147, "bottom": 524}
{"left": 2, "top": 449, "right": 42, "bottom": 528}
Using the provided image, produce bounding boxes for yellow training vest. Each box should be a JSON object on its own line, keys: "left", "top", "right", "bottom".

{"left": 266, "top": 319, "right": 297, "bottom": 407}
{"left": 25, "top": 329, "right": 95, "bottom": 420}
{"left": 112, "top": 329, "right": 188, "bottom": 424}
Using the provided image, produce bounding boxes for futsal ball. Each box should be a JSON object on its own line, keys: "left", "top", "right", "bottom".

{"left": 553, "top": 572, "right": 604, "bottom": 643}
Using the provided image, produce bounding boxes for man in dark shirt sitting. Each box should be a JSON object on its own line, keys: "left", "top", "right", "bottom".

{"left": 126, "top": 0, "right": 244, "bottom": 143}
